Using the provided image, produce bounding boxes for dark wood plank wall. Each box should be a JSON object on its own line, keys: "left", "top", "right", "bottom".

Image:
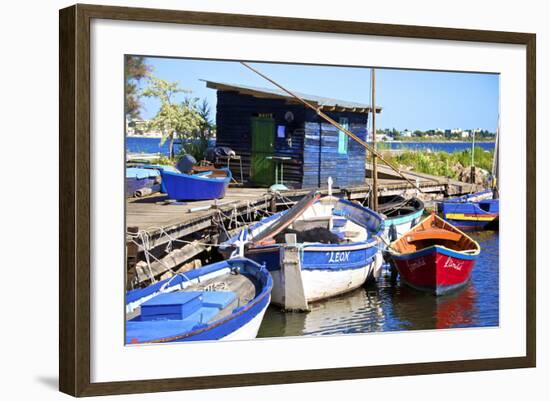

{"left": 215, "top": 91, "right": 368, "bottom": 189}
{"left": 215, "top": 91, "right": 307, "bottom": 187}
{"left": 302, "top": 110, "right": 368, "bottom": 188}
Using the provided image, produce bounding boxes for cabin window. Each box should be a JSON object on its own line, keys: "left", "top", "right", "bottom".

{"left": 277, "top": 125, "right": 286, "bottom": 138}
{"left": 338, "top": 117, "right": 349, "bottom": 154}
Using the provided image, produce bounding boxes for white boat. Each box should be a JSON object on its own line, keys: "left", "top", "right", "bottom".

{"left": 222, "top": 192, "right": 385, "bottom": 311}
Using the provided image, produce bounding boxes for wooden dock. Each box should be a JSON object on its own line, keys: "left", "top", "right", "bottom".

{"left": 127, "top": 170, "right": 480, "bottom": 250}
{"left": 125, "top": 169, "right": 482, "bottom": 286}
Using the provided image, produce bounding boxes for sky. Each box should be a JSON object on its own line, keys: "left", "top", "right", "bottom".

{"left": 135, "top": 57, "right": 499, "bottom": 132}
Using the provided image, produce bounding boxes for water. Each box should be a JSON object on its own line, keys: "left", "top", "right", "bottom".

{"left": 126, "top": 137, "right": 216, "bottom": 156}
{"left": 257, "top": 231, "right": 499, "bottom": 337}
{"left": 127, "top": 136, "right": 178, "bottom": 155}
{"left": 127, "top": 136, "right": 495, "bottom": 156}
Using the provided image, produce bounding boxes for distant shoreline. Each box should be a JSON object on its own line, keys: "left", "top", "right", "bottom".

{"left": 387, "top": 140, "right": 495, "bottom": 144}
{"left": 126, "top": 136, "right": 494, "bottom": 144}
{"left": 126, "top": 134, "right": 163, "bottom": 139}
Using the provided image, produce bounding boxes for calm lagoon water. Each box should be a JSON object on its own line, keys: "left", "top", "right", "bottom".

{"left": 258, "top": 230, "right": 499, "bottom": 337}
{"left": 126, "top": 137, "right": 216, "bottom": 156}
{"left": 127, "top": 136, "right": 495, "bottom": 156}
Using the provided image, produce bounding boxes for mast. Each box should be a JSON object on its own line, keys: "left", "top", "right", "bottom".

{"left": 491, "top": 115, "right": 500, "bottom": 196}
{"left": 470, "top": 130, "right": 476, "bottom": 184}
{"left": 371, "top": 68, "right": 378, "bottom": 211}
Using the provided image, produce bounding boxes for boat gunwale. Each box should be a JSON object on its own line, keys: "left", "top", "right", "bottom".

{"left": 237, "top": 197, "right": 385, "bottom": 252}
{"left": 389, "top": 243, "right": 480, "bottom": 261}
{"left": 389, "top": 214, "right": 481, "bottom": 258}
{"left": 383, "top": 208, "right": 424, "bottom": 228}
{"left": 379, "top": 197, "right": 425, "bottom": 222}
{"left": 160, "top": 167, "right": 232, "bottom": 184}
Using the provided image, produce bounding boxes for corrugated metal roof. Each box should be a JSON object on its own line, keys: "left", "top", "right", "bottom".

{"left": 202, "top": 79, "right": 382, "bottom": 114}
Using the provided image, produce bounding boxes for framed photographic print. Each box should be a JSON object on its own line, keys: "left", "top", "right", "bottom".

{"left": 59, "top": 3, "right": 536, "bottom": 397}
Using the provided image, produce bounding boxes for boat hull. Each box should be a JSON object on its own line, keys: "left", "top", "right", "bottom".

{"left": 391, "top": 246, "right": 477, "bottom": 295}
{"left": 160, "top": 168, "right": 231, "bottom": 200}
{"left": 440, "top": 216, "right": 497, "bottom": 231}
{"left": 247, "top": 243, "right": 381, "bottom": 306}
{"left": 438, "top": 198, "right": 499, "bottom": 231}
{"left": 125, "top": 177, "right": 161, "bottom": 197}
{"left": 125, "top": 166, "right": 162, "bottom": 197}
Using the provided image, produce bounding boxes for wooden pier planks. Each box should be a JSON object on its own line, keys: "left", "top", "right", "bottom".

{"left": 126, "top": 175, "right": 481, "bottom": 250}
{"left": 126, "top": 188, "right": 271, "bottom": 250}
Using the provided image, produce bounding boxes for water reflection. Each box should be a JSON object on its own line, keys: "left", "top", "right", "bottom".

{"left": 258, "top": 231, "right": 499, "bottom": 338}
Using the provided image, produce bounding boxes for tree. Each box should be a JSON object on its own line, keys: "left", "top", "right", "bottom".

{"left": 125, "top": 56, "right": 151, "bottom": 119}
{"left": 197, "top": 98, "right": 214, "bottom": 134}
{"left": 142, "top": 76, "right": 204, "bottom": 159}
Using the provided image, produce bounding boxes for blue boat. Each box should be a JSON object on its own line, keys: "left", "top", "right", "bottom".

{"left": 437, "top": 190, "right": 499, "bottom": 230}
{"left": 125, "top": 167, "right": 162, "bottom": 198}
{"left": 378, "top": 196, "right": 425, "bottom": 242}
{"left": 125, "top": 164, "right": 181, "bottom": 197}
{"left": 222, "top": 192, "right": 385, "bottom": 311}
{"left": 125, "top": 258, "right": 272, "bottom": 344}
{"left": 442, "top": 189, "right": 494, "bottom": 203}
{"left": 160, "top": 167, "right": 232, "bottom": 201}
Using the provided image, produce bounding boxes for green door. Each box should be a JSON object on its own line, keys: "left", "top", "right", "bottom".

{"left": 251, "top": 117, "right": 275, "bottom": 186}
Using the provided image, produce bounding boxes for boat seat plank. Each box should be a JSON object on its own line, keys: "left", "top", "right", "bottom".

{"left": 406, "top": 228, "right": 461, "bottom": 243}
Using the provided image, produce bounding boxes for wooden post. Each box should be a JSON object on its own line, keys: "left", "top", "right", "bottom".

{"left": 282, "top": 233, "right": 309, "bottom": 311}
{"left": 126, "top": 226, "right": 139, "bottom": 271}
{"left": 470, "top": 130, "right": 476, "bottom": 184}
{"left": 270, "top": 194, "right": 277, "bottom": 213}
{"left": 126, "top": 226, "right": 139, "bottom": 290}
{"left": 371, "top": 68, "right": 379, "bottom": 211}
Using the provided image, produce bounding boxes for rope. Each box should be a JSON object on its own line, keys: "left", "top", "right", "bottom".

{"left": 137, "top": 231, "right": 156, "bottom": 283}
{"left": 127, "top": 225, "right": 224, "bottom": 248}
{"left": 159, "top": 270, "right": 192, "bottom": 292}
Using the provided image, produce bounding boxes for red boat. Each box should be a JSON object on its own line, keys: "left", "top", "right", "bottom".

{"left": 388, "top": 214, "right": 480, "bottom": 295}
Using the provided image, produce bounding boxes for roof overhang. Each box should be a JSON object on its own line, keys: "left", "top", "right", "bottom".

{"left": 203, "top": 80, "right": 382, "bottom": 114}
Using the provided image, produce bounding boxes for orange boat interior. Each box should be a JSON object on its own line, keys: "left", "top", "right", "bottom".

{"left": 391, "top": 214, "right": 479, "bottom": 254}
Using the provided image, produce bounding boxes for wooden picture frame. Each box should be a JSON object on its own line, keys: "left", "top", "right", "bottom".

{"left": 59, "top": 3, "right": 536, "bottom": 397}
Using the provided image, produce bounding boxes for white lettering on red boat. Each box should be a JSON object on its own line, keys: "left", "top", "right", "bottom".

{"left": 443, "top": 257, "right": 463, "bottom": 271}
{"left": 407, "top": 258, "right": 426, "bottom": 272}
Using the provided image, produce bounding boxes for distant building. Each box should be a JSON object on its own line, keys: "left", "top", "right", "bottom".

{"left": 375, "top": 133, "right": 391, "bottom": 141}
{"left": 401, "top": 129, "right": 413, "bottom": 138}
{"left": 461, "top": 130, "right": 470, "bottom": 138}
{"left": 126, "top": 119, "right": 163, "bottom": 137}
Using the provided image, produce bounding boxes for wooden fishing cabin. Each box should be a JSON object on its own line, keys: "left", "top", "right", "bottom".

{"left": 204, "top": 80, "right": 382, "bottom": 189}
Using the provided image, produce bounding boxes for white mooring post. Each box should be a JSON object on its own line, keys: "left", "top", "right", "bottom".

{"left": 282, "top": 233, "right": 309, "bottom": 312}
